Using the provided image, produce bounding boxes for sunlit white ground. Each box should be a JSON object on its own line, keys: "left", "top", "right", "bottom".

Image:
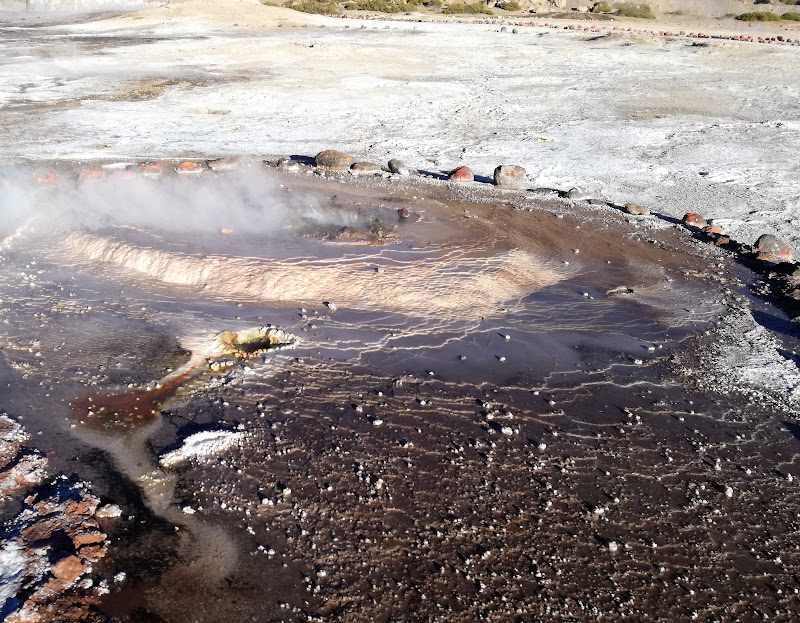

{"left": 0, "top": 0, "right": 799, "bottom": 250}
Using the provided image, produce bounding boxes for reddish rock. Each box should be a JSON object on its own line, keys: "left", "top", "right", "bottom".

{"left": 176, "top": 161, "right": 204, "bottom": 174}
{"left": 33, "top": 171, "right": 58, "bottom": 185}
{"left": 78, "top": 166, "right": 104, "bottom": 182}
{"left": 754, "top": 233, "right": 792, "bottom": 262}
{"left": 136, "top": 161, "right": 162, "bottom": 176}
{"left": 78, "top": 542, "right": 109, "bottom": 563}
{"left": 51, "top": 556, "right": 86, "bottom": 585}
{"left": 703, "top": 224, "right": 724, "bottom": 236}
{"left": 683, "top": 212, "right": 707, "bottom": 228}
{"left": 448, "top": 166, "right": 474, "bottom": 183}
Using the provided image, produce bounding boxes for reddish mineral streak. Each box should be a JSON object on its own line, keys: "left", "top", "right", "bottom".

{"left": 71, "top": 367, "right": 199, "bottom": 430}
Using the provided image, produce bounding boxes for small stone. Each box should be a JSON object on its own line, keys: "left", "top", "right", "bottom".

{"left": 277, "top": 157, "right": 300, "bottom": 171}
{"left": 397, "top": 207, "right": 411, "bottom": 220}
{"left": 566, "top": 187, "right": 593, "bottom": 200}
{"left": 207, "top": 156, "right": 240, "bottom": 171}
{"left": 136, "top": 162, "right": 162, "bottom": 177}
{"left": 323, "top": 301, "right": 337, "bottom": 312}
{"left": 448, "top": 166, "right": 474, "bottom": 183}
{"left": 703, "top": 224, "right": 724, "bottom": 236}
{"left": 493, "top": 164, "right": 526, "bottom": 189}
{"left": 625, "top": 202, "right": 650, "bottom": 216}
{"left": 315, "top": 150, "right": 354, "bottom": 169}
{"left": 72, "top": 531, "right": 106, "bottom": 548}
{"left": 95, "top": 504, "right": 122, "bottom": 519}
{"left": 754, "top": 234, "right": 792, "bottom": 262}
{"left": 78, "top": 166, "right": 104, "bottom": 182}
{"left": 683, "top": 212, "right": 707, "bottom": 228}
{"left": 34, "top": 170, "right": 58, "bottom": 185}
{"left": 388, "top": 159, "right": 412, "bottom": 176}
{"left": 175, "top": 160, "right": 204, "bottom": 174}
{"left": 350, "top": 161, "right": 381, "bottom": 176}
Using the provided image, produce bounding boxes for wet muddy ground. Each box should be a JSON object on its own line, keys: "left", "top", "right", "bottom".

{"left": 2, "top": 161, "right": 800, "bottom": 622}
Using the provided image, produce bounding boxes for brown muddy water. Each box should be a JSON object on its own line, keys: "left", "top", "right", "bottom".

{"left": 1, "top": 161, "right": 800, "bottom": 622}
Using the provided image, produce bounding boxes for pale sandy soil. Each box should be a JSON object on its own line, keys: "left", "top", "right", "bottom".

{"left": 0, "top": 0, "right": 799, "bottom": 251}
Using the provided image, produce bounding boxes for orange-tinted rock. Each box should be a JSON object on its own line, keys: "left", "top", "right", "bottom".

{"left": 51, "top": 555, "right": 86, "bottom": 585}
{"left": 72, "top": 530, "right": 106, "bottom": 548}
{"left": 703, "top": 224, "right": 724, "bottom": 236}
{"left": 33, "top": 171, "right": 58, "bottom": 185}
{"left": 175, "top": 161, "right": 204, "bottom": 174}
{"left": 137, "top": 161, "right": 162, "bottom": 176}
{"left": 78, "top": 542, "right": 109, "bottom": 563}
{"left": 77, "top": 166, "right": 104, "bottom": 182}
{"left": 64, "top": 496, "right": 97, "bottom": 519}
{"left": 683, "top": 213, "right": 707, "bottom": 228}
{"left": 754, "top": 233, "right": 792, "bottom": 262}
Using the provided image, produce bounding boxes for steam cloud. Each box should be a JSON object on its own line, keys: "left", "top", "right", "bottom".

{"left": 0, "top": 165, "right": 341, "bottom": 237}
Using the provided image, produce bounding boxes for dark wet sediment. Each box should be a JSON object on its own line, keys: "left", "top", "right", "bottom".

{"left": 0, "top": 161, "right": 798, "bottom": 622}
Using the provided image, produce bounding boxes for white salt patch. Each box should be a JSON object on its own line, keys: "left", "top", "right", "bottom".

{"left": 160, "top": 430, "right": 245, "bottom": 468}
{"left": 0, "top": 542, "right": 30, "bottom": 607}
{"left": 693, "top": 307, "right": 800, "bottom": 410}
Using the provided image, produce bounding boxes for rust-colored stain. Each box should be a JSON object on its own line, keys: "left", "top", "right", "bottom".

{"left": 71, "top": 367, "right": 198, "bottom": 430}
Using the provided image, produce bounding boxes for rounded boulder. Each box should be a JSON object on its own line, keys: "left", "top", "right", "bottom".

{"left": 448, "top": 166, "right": 474, "bottom": 183}
{"left": 388, "top": 159, "right": 412, "bottom": 176}
{"left": 493, "top": 165, "right": 527, "bottom": 189}
{"left": 315, "top": 150, "right": 355, "bottom": 169}
{"left": 754, "top": 233, "right": 792, "bottom": 262}
{"left": 683, "top": 212, "right": 707, "bottom": 228}
{"left": 624, "top": 202, "right": 650, "bottom": 216}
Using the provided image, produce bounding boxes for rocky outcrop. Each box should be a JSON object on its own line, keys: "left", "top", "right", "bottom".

{"left": 0, "top": 415, "right": 113, "bottom": 623}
